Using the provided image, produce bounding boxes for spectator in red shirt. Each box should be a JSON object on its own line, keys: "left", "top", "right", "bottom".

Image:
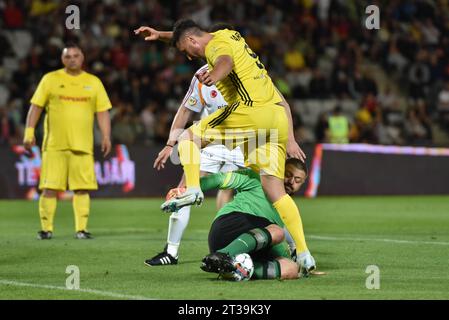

{"left": 3, "top": 0, "right": 24, "bottom": 29}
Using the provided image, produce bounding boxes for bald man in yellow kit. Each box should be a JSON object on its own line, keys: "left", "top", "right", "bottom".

{"left": 23, "top": 44, "right": 112, "bottom": 240}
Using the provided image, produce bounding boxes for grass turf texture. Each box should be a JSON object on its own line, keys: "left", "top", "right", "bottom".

{"left": 1, "top": 196, "right": 448, "bottom": 300}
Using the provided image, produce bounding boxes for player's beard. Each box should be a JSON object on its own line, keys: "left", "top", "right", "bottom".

{"left": 285, "top": 184, "right": 293, "bottom": 195}
{"left": 68, "top": 64, "right": 81, "bottom": 72}
{"left": 65, "top": 61, "right": 82, "bottom": 73}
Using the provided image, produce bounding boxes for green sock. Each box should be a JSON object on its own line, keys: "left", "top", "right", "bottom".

{"left": 253, "top": 260, "right": 281, "bottom": 279}
{"left": 217, "top": 228, "right": 272, "bottom": 256}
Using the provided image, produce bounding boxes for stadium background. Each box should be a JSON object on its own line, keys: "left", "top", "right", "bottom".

{"left": 1, "top": 0, "right": 449, "bottom": 198}
{"left": 1, "top": 0, "right": 449, "bottom": 302}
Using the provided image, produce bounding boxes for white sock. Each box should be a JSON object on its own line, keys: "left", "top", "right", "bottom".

{"left": 166, "top": 205, "right": 191, "bottom": 257}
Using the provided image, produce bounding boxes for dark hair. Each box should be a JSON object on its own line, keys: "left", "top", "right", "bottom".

{"left": 63, "top": 41, "right": 82, "bottom": 51}
{"left": 208, "top": 22, "right": 235, "bottom": 32}
{"left": 171, "top": 19, "right": 204, "bottom": 47}
{"left": 286, "top": 158, "right": 308, "bottom": 177}
{"left": 334, "top": 105, "right": 342, "bottom": 114}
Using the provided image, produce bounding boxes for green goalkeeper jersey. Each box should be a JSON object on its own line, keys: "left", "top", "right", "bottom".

{"left": 200, "top": 169, "right": 284, "bottom": 227}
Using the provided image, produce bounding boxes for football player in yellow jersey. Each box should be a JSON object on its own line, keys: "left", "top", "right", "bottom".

{"left": 23, "top": 44, "right": 112, "bottom": 240}
{"left": 135, "top": 20, "right": 315, "bottom": 273}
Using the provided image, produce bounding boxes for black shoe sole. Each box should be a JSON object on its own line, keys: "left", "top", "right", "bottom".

{"left": 201, "top": 255, "right": 235, "bottom": 274}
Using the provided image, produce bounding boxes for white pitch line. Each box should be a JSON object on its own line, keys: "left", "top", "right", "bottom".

{"left": 0, "top": 280, "right": 155, "bottom": 300}
{"left": 309, "top": 235, "right": 449, "bottom": 246}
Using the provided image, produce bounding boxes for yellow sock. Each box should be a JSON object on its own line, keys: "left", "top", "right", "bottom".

{"left": 273, "top": 194, "right": 308, "bottom": 253}
{"left": 178, "top": 140, "right": 200, "bottom": 187}
{"left": 39, "top": 196, "right": 57, "bottom": 232}
{"left": 73, "top": 193, "right": 90, "bottom": 232}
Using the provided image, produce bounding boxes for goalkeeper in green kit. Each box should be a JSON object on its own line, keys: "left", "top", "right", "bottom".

{"left": 164, "top": 158, "right": 312, "bottom": 280}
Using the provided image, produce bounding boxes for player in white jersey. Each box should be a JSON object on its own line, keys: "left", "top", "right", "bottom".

{"left": 145, "top": 64, "right": 245, "bottom": 266}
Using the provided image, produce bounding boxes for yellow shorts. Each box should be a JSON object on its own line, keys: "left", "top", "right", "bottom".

{"left": 190, "top": 102, "right": 288, "bottom": 179}
{"left": 39, "top": 150, "right": 98, "bottom": 191}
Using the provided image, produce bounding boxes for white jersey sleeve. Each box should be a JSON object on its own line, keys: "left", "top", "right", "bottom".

{"left": 199, "top": 84, "right": 228, "bottom": 118}
{"left": 181, "top": 65, "right": 227, "bottom": 118}
{"left": 181, "top": 76, "right": 205, "bottom": 114}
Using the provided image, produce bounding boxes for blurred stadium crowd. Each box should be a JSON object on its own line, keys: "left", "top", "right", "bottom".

{"left": 1, "top": 0, "right": 449, "bottom": 147}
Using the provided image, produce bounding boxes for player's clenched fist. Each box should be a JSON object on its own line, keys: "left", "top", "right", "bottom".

{"left": 23, "top": 127, "right": 36, "bottom": 151}
{"left": 196, "top": 71, "right": 217, "bottom": 86}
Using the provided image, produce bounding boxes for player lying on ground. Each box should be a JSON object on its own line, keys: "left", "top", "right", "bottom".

{"left": 146, "top": 64, "right": 245, "bottom": 265}
{"left": 135, "top": 20, "right": 315, "bottom": 273}
{"left": 166, "top": 158, "right": 313, "bottom": 279}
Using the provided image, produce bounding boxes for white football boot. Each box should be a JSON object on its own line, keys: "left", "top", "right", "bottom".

{"left": 297, "top": 251, "right": 316, "bottom": 277}
{"left": 161, "top": 187, "right": 204, "bottom": 213}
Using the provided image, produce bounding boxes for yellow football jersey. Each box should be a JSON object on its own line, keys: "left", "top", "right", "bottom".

{"left": 31, "top": 69, "right": 112, "bottom": 154}
{"left": 205, "top": 29, "right": 282, "bottom": 107}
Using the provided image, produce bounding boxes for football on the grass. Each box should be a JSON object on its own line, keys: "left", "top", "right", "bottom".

{"left": 234, "top": 253, "right": 254, "bottom": 281}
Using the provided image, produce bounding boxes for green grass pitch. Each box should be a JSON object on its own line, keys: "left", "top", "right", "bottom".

{"left": 1, "top": 196, "right": 448, "bottom": 300}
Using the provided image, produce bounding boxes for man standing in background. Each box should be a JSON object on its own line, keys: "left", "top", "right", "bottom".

{"left": 328, "top": 105, "right": 349, "bottom": 144}
{"left": 23, "top": 44, "right": 112, "bottom": 240}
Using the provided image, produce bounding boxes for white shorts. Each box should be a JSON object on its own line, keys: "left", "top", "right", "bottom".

{"left": 200, "top": 145, "right": 245, "bottom": 174}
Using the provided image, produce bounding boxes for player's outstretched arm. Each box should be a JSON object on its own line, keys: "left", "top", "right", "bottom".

{"left": 197, "top": 55, "right": 234, "bottom": 86}
{"left": 134, "top": 26, "right": 173, "bottom": 43}
{"left": 23, "top": 104, "right": 44, "bottom": 151}
{"left": 154, "top": 107, "right": 194, "bottom": 170}
{"left": 96, "top": 111, "right": 112, "bottom": 157}
{"left": 275, "top": 87, "right": 306, "bottom": 162}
